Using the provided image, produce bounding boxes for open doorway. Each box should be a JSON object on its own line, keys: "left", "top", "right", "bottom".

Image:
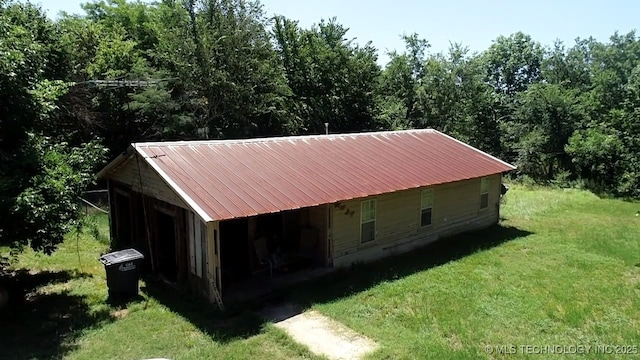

{"left": 132, "top": 194, "right": 149, "bottom": 256}
{"left": 219, "top": 217, "right": 249, "bottom": 283}
{"left": 220, "top": 208, "right": 324, "bottom": 283}
{"left": 220, "top": 206, "right": 332, "bottom": 302}
{"left": 114, "top": 191, "right": 132, "bottom": 249}
{"left": 156, "top": 210, "right": 177, "bottom": 282}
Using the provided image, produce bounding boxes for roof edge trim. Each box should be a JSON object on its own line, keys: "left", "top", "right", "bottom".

{"left": 132, "top": 128, "right": 437, "bottom": 147}
{"left": 135, "top": 146, "right": 213, "bottom": 223}
{"left": 96, "top": 146, "right": 134, "bottom": 179}
{"left": 433, "top": 130, "right": 517, "bottom": 170}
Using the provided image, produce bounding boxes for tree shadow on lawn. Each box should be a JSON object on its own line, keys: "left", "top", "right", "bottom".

{"left": 141, "top": 279, "right": 266, "bottom": 343}
{"left": 287, "top": 224, "right": 533, "bottom": 306}
{"left": 0, "top": 270, "right": 114, "bottom": 360}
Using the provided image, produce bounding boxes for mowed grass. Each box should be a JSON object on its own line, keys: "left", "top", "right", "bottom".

{"left": 1, "top": 186, "right": 639, "bottom": 359}
{"left": 0, "top": 215, "right": 320, "bottom": 360}
{"left": 302, "top": 187, "right": 640, "bottom": 359}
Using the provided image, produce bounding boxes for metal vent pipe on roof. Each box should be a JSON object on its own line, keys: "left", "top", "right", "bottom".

{"left": 324, "top": 123, "right": 329, "bottom": 135}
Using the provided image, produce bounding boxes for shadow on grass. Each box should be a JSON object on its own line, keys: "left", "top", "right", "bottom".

{"left": 288, "top": 224, "right": 533, "bottom": 306}
{"left": 141, "top": 224, "right": 531, "bottom": 342}
{"left": 0, "top": 270, "right": 113, "bottom": 360}
{"left": 142, "top": 279, "right": 266, "bottom": 343}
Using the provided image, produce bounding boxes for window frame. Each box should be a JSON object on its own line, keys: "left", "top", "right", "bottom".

{"left": 360, "top": 199, "right": 377, "bottom": 243}
{"left": 480, "top": 177, "right": 489, "bottom": 210}
{"left": 420, "top": 188, "right": 434, "bottom": 227}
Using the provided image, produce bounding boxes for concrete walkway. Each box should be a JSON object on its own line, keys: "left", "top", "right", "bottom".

{"left": 262, "top": 303, "right": 378, "bottom": 360}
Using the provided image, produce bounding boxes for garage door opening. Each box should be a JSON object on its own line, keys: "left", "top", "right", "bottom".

{"left": 156, "top": 210, "right": 178, "bottom": 283}
{"left": 114, "top": 191, "right": 132, "bottom": 249}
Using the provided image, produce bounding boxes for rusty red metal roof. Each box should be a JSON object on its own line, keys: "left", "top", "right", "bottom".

{"left": 109, "top": 129, "right": 515, "bottom": 222}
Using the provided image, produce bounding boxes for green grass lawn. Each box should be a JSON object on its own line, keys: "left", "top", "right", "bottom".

{"left": 1, "top": 186, "right": 639, "bottom": 359}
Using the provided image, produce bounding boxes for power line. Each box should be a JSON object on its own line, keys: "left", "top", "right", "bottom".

{"left": 70, "top": 78, "right": 178, "bottom": 89}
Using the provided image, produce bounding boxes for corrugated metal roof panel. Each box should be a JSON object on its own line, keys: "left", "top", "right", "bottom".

{"left": 126, "top": 129, "right": 515, "bottom": 221}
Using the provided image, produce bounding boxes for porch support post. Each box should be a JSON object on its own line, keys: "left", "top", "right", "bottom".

{"left": 207, "top": 221, "right": 223, "bottom": 309}
{"left": 106, "top": 180, "right": 116, "bottom": 246}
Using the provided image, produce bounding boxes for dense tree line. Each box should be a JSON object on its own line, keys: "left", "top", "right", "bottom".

{"left": 1, "top": 0, "right": 639, "bottom": 254}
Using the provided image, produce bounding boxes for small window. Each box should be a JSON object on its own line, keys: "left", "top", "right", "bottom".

{"left": 421, "top": 189, "right": 434, "bottom": 227}
{"left": 360, "top": 199, "right": 376, "bottom": 243}
{"left": 480, "top": 177, "right": 489, "bottom": 209}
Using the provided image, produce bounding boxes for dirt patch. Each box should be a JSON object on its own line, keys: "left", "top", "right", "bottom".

{"left": 110, "top": 308, "right": 130, "bottom": 319}
{"left": 271, "top": 308, "right": 378, "bottom": 360}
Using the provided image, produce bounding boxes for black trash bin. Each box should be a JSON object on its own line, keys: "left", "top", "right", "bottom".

{"left": 99, "top": 249, "right": 145, "bottom": 298}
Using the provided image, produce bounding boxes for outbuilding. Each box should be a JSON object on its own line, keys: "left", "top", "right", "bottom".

{"left": 97, "top": 129, "right": 515, "bottom": 306}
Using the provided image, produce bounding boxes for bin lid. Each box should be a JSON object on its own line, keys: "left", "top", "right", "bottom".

{"left": 99, "top": 248, "right": 144, "bottom": 266}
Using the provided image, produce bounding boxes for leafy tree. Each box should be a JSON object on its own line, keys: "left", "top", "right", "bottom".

{"left": 566, "top": 126, "right": 625, "bottom": 190}
{"left": 273, "top": 16, "right": 380, "bottom": 133}
{"left": 567, "top": 32, "right": 640, "bottom": 196}
{"left": 507, "top": 83, "right": 581, "bottom": 179}
{"left": 541, "top": 40, "right": 591, "bottom": 90}
{"left": 0, "top": 2, "right": 106, "bottom": 256}
{"left": 8, "top": 136, "right": 106, "bottom": 254}
{"left": 58, "top": 0, "right": 194, "bottom": 152}
{"left": 154, "top": 0, "right": 295, "bottom": 139}
{"left": 484, "top": 32, "right": 544, "bottom": 96}
{"left": 378, "top": 33, "right": 430, "bottom": 128}
{"left": 416, "top": 45, "right": 499, "bottom": 151}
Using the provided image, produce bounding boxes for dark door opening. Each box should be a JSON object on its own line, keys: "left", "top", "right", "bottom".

{"left": 221, "top": 208, "right": 330, "bottom": 303}
{"left": 132, "top": 195, "right": 152, "bottom": 272}
{"left": 219, "top": 218, "right": 249, "bottom": 283}
{"left": 114, "top": 192, "right": 132, "bottom": 249}
{"left": 156, "top": 211, "right": 177, "bottom": 282}
{"left": 281, "top": 210, "right": 301, "bottom": 252}
{"left": 220, "top": 209, "right": 321, "bottom": 287}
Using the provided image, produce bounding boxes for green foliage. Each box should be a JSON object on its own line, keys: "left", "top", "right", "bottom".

{"left": 0, "top": 1, "right": 107, "bottom": 256}
{"left": 273, "top": 16, "right": 380, "bottom": 133}
{"left": 2, "top": 0, "right": 640, "bottom": 260}
{"left": 374, "top": 96, "right": 410, "bottom": 130}
{"left": 483, "top": 32, "right": 544, "bottom": 95}
{"left": 377, "top": 34, "right": 430, "bottom": 127}
{"left": 10, "top": 136, "right": 107, "bottom": 254}
{"left": 506, "top": 83, "right": 581, "bottom": 180}
{"left": 159, "top": 0, "right": 295, "bottom": 138}
{"left": 566, "top": 127, "right": 625, "bottom": 184}
{"left": 86, "top": 27, "right": 150, "bottom": 78}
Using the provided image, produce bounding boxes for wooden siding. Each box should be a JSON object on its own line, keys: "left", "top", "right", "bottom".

{"left": 207, "top": 221, "right": 222, "bottom": 302}
{"left": 332, "top": 174, "right": 502, "bottom": 267}
{"left": 188, "top": 217, "right": 218, "bottom": 300}
{"left": 105, "top": 154, "right": 186, "bottom": 209}
{"left": 187, "top": 212, "right": 208, "bottom": 278}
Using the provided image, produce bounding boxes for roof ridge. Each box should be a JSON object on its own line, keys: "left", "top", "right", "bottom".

{"left": 133, "top": 128, "right": 436, "bottom": 148}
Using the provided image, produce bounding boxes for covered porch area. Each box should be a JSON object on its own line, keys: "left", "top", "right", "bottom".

{"left": 218, "top": 204, "right": 331, "bottom": 303}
